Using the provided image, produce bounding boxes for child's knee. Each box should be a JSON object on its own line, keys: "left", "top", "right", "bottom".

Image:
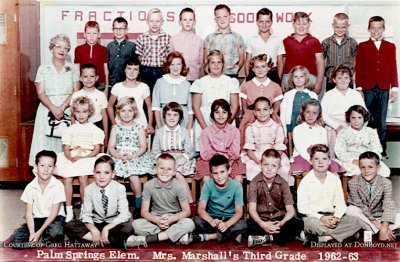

{"left": 346, "top": 205, "right": 362, "bottom": 217}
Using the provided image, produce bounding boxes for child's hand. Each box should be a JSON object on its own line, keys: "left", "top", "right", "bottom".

{"left": 321, "top": 216, "right": 337, "bottom": 228}
{"left": 217, "top": 221, "right": 228, "bottom": 232}
{"left": 210, "top": 218, "right": 221, "bottom": 228}
{"left": 29, "top": 231, "right": 42, "bottom": 242}
{"left": 379, "top": 227, "right": 395, "bottom": 242}
{"left": 335, "top": 126, "right": 344, "bottom": 135}
{"left": 91, "top": 230, "right": 102, "bottom": 245}
{"left": 101, "top": 229, "right": 110, "bottom": 245}
{"left": 159, "top": 215, "right": 171, "bottom": 229}
{"left": 70, "top": 156, "right": 82, "bottom": 163}
{"left": 262, "top": 221, "right": 280, "bottom": 234}
{"left": 146, "top": 125, "right": 154, "bottom": 135}
{"left": 127, "top": 155, "right": 136, "bottom": 161}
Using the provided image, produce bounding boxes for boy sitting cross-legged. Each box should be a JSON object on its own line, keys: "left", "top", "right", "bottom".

{"left": 247, "top": 149, "right": 303, "bottom": 247}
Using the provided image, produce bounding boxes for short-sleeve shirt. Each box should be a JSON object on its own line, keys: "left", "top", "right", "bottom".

{"left": 199, "top": 178, "right": 243, "bottom": 218}
{"left": 142, "top": 178, "right": 187, "bottom": 216}
{"left": 283, "top": 33, "right": 323, "bottom": 75}
{"left": 70, "top": 88, "right": 108, "bottom": 123}
{"left": 135, "top": 31, "right": 170, "bottom": 67}
{"left": 62, "top": 122, "right": 105, "bottom": 156}
{"left": 248, "top": 173, "right": 293, "bottom": 221}
{"left": 74, "top": 42, "right": 108, "bottom": 83}
{"left": 107, "top": 39, "right": 136, "bottom": 87}
{"left": 204, "top": 30, "right": 245, "bottom": 75}
{"left": 246, "top": 34, "right": 285, "bottom": 67}
{"left": 21, "top": 176, "right": 66, "bottom": 218}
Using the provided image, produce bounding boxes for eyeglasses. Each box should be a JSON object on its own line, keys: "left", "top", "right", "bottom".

{"left": 113, "top": 27, "right": 127, "bottom": 31}
{"left": 54, "top": 45, "right": 70, "bottom": 51}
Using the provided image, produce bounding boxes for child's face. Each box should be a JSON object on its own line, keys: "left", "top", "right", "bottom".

{"left": 94, "top": 162, "right": 115, "bottom": 188}
{"left": 169, "top": 58, "right": 183, "bottom": 78}
{"left": 213, "top": 106, "right": 229, "bottom": 126}
{"left": 254, "top": 101, "right": 272, "bottom": 123}
{"left": 154, "top": 158, "right": 175, "bottom": 185}
{"left": 74, "top": 104, "right": 90, "bottom": 124}
{"left": 112, "top": 21, "right": 128, "bottom": 41}
{"left": 80, "top": 68, "right": 98, "bottom": 89}
{"left": 257, "top": 14, "right": 273, "bottom": 34}
{"left": 214, "top": 8, "right": 230, "bottom": 31}
{"left": 147, "top": 13, "right": 164, "bottom": 34}
{"left": 292, "top": 70, "right": 306, "bottom": 89}
{"left": 359, "top": 158, "right": 380, "bottom": 184}
{"left": 293, "top": 18, "right": 310, "bottom": 36}
{"left": 333, "top": 72, "right": 351, "bottom": 91}
{"left": 211, "top": 164, "right": 231, "bottom": 188}
{"left": 349, "top": 110, "right": 364, "bottom": 131}
{"left": 304, "top": 104, "right": 319, "bottom": 126}
{"left": 310, "top": 151, "right": 331, "bottom": 173}
{"left": 179, "top": 12, "right": 195, "bottom": 32}
{"left": 119, "top": 104, "right": 135, "bottom": 124}
{"left": 208, "top": 55, "right": 223, "bottom": 76}
{"left": 368, "top": 21, "right": 385, "bottom": 40}
{"left": 165, "top": 110, "right": 180, "bottom": 129}
{"left": 35, "top": 156, "right": 56, "bottom": 182}
{"left": 51, "top": 40, "right": 70, "bottom": 60}
{"left": 261, "top": 156, "right": 280, "bottom": 181}
{"left": 84, "top": 27, "right": 101, "bottom": 45}
{"left": 252, "top": 60, "right": 269, "bottom": 79}
{"left": 124, "top": 64, "right": 140, "bottom": 81}
{"left": 332, "top": 19, "right": 349, "bottom": 38}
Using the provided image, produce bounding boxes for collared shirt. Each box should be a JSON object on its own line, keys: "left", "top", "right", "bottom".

{"left": 365, "top": 179, "right": 377, "bottom": 198}
{"left": 283, "top": 33, "right": 323, "bottom": 75}
{"left": 170, "top": 32, "right": 204, "bottom": 81}
{"left": 74, "top": 42, "right": 108, "bottom": 82}
{"left": 246, "top": 34, "right": 285, "bottom": 67}
{"left": 321, "top": 35, "right": 358, "bottom": 78}
{"left": 135, "top": 31, "right": 171, "bottom": 67}
{"left": 248, "top": 173, "right": 293, "bottom": 221}
{"left": 297, "top": 170, "right": 347, "bottom": 219}
{"left": 243, "top": 119, "right": 286, "bottom": 152}
{"left": 240, "top": 78, "right": 283, "bottom": 102}
{"left": 21, "top": 176, "right": 66, "bottom": 218}
{"left": 70, "top": 88, "right": 108, "bottom": 123}
{"left": 293, "top": 123, "right": 327, "bottom": 161}
{"left": 372, "top": 37, "right": 383, "bottom": 50}
{"left": 107, "top": 39, "right": 136, "bottom": 86}
{"left": 204, "top": 29, "right": 245, "bottom": 75}
{"left": 200, "top": 123, "right": 241, "bottom": 161}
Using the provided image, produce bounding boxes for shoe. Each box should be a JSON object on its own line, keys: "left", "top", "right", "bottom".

{"left": 248, "top": 235, "right": 268, "bottom": 247}
{"left": 235, "top": 234, "right": 243, "bottom": 245}
{"left": 125, "top": 235, "right": 148, "bottom": 248}
{"left": 381, "top": 152, "right": 389, "bottom": 160}
{"left": 393, "top": 229, "right": 400, "bottom": 240}
{"left": 303, "top": 234, "right": 318, "bottom": 247}
{"left": 178, "top": 233, "right": 193, "bottom": 245}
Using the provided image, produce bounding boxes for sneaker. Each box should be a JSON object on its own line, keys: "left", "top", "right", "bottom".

{"left": 178, "top": 233, "right": 193, "bottom": 245}
{"left": 235, "top": 234, "right": 243, "bottom": 245}
{"left": 125, "top": 235, "right": 148, "bottom": 248}
{"left": 248, "top": 235, "right": 268, "bottom": 247}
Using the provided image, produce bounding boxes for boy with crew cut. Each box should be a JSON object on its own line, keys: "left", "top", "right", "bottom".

{"left": 127, "top": 153, "right": 195, "bottom": 247}
{"left": 9, "top": 150, "right": 65, "bottom": 249}
{"left": 247, "top": 149, "right": 303, "bottom": 247}
{"left": 135, "top": 8, "right": 171, "bottom": 93}
{"left": 297, "top": 144, "right": 361, "bottom": 245}
{"left": 192, "top": 154, "right": 247, "bottom": 244}
{"left": 355, "top": 16, "right": 398, "bottom": 159}
{"left": 107, "top": 17, "right": 136, "bottom": 94}
{"left": 170, "top": 7, "right": 204, "bottom": 83}
{"left": 322, "top": 13, "right": 358, "bottom": 91}
{"left": 346, "top": 151, "right": 400, "bottom": 241}
{"left": 74, "top": 21, "right": 109, "bottom": 94}
{"left": 204, "top": 4, "right": 245, "bottom": 78}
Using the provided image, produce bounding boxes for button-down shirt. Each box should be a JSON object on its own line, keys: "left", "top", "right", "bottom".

{"left": 246, "top": 34, "right": 285, "bottom": 67}
{"left": 135, "top": 31, "right": 171, "bottom": 67}
{"left": 248, "top": 173, "right": 293, "bottom": 221}
{"left": 107, "top": 39, "right": 136, "bottom": 86}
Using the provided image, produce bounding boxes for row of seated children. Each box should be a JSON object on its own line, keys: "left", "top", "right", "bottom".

{"left": 10, "top": 146, "right": 400, "bottom": 250}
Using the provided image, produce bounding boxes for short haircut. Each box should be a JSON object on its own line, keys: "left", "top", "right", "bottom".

{"left": 329, "top": 64, "right": 353, "bottom": 84}
{"left": 249, "top": 53, "right": 274, "bottom": 70}
{"left": 84, "top": 21, "right": 100, "bottom": 32}
{"left": 49, "top": 34, "right": 71, "bottom": 51}
{"left": 122, "top": 56, "right": 141, "bottom": 80}
{"left": 115, "top": 97, "right": 139, "bottom": 120}
{"left": 162, "top": 102, "right": 184, "bottom": 122}
{"left": 368, "top": 16, "right": 385, "bottom": 29}
{"left": 35, "top": 150, "right": 57, "bottom": 165}
{"left": 261, "top": 149, "right": 281, "bottom": 162}
{"left": 214, "top": 4, "right": 231, "bottom": 15}
{"left": 345, "top": 105, "right": 370, "bottom": 123}
{"left": 205, "top": 50, "right": 225, "bottom": 74}
{"left": 80, "top": 63, "right": 98, "bottom": 75}
{"left": 148, "top": 8, "right": 163, "bottom": 20}
{"left": 293, "top": 12, "right": 310, "bottom": 23}
{"left": 297, "top": 99, "right": 323, "bottom": 126}
{"left": 156, "top": 153, "right": 175, "bottom": 165}
{"left": 333, "top": 13, "right": 349, "bottom": 22}
{"left": 287, "top": 65, "right": 314, "bottom": 89}
{"left": 94, "top": 155, "right": 115, "bottom": 170}
{"left": 162, "top": 51, "right": 189, "bottom": 76}
{"left": 210, "top": 99, "right": 232, "bottom": 121}
{"left": 248, "top": 96, "right": 271, "bottom": 110}
{"left": 256, "top": 8, "right": 273, "bottom": 20}
{"left": 359, "top": 151, "right": 380, "bottom": 165}
{"left": 179, "top": 7, "right": 195, "bottom": 20}
{"left": 310, "top": 144, "right": 330, "bottom": 159}
{"left": 113, "top": 17, "right": 128, "bottom": 27}
{"left": 209, "top": 154, "right": 230, "bottom": 172}
{"left": 71, "top": 96, "right": 95, "bottom": 119}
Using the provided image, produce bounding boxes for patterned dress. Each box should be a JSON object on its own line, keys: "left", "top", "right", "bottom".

{"left": 112, "top": 124, "right": 155, "bottom": 178}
